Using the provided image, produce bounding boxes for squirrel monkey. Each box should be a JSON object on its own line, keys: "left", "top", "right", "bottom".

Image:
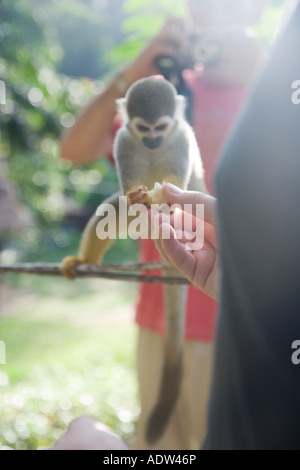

{"left": 61, "top": 77, "right": 207, "bottom": 444}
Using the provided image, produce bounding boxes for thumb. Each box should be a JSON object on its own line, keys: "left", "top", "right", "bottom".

{"left": 162, "top": 183, "right": 217, "bottom": 226}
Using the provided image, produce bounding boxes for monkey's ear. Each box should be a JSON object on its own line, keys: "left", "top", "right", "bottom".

{"left": 175, "top": 95, "right": 187, "bottom": 120}
{"left": 116, "top": 98, "right": 129, "bottom": 123}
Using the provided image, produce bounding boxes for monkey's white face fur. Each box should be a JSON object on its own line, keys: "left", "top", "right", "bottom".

{"left": 130, "top": 116, "right": 175, "bottom": 150}
{"left": 117, "top": 93, "right": 186, "bottom": 151}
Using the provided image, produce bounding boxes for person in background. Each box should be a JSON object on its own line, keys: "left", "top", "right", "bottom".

{"left": 60, "top": 0, "right": 266, "bottom": 449}
{"left": 154, "top": 1, "right": 300, "bottom": 449}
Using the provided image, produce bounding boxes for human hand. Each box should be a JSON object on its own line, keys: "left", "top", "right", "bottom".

{"left": 122, "top": 17, "right": 190, "bottom": 84}
{"left": 49, "top": 417, "right": 129, "bottom": 450}
{"left": 152, "top": 183, "right": 220, "bottom": 301}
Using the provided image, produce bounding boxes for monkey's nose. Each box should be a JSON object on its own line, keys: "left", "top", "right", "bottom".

{"left": 143, "top": 136, "right": 163, "bottom": 150}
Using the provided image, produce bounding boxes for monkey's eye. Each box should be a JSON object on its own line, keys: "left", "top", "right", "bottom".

{"left": 137, "top": 125, "right": 150, "bottom": 132}
{"left": 155, "top": 124, "right": 168, "bottom": 132}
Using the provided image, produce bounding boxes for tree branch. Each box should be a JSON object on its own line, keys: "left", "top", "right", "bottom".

{"left": 0, "top": 262, "right": 190, "bottom": 285}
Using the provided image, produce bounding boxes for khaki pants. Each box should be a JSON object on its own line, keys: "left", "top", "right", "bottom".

{"left": 134, "top": 328, "right": 214, "bottom": 450}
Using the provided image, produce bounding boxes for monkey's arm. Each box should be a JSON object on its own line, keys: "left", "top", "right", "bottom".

{"left": 183, "top": 125, "right": 207, "bottom": 194}
{"left": 159, "top": 124, "right": 201, "bottom": 192}
{"left": 61, "top": 192, "right": 120, "bottom": 280}
{"left": 113, "top": 130, "right": 149, "bottom": 195}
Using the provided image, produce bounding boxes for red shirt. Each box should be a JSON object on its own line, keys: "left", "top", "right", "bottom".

{"left": 135, "top": 70, "right": 248, "bottom": 340}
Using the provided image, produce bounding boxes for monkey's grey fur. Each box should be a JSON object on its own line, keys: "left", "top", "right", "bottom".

{"left": 61, "top": 77, "right": 206, "bottom": 445}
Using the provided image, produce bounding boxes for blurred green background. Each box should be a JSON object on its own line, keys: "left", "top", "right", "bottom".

{"left": 0, "top": 0, "right": 286, "bottom": 450}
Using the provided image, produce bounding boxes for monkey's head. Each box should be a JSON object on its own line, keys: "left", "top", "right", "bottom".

{"left": 117, "top": 78, "right": 186, "bottom": 150}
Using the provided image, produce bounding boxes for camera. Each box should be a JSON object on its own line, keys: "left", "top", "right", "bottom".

{"left": 154, "top": 55, "right": 194, "bottom": 124}
{"left": 154, "top": 35, "right": 221, "bottom": 123}
{"left": 155, "top": 33, "right": 221, "bottom": 77}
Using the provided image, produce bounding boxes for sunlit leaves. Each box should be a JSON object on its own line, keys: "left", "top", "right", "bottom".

{"left": 124, "top": 0, "right": 186, "bottom": 15}
{"left": 254, "top": 0, "right": 286, "bottom": 45}
{"left": 0, "top": 360, "right": 138, "bottom": 449}
{"left": 110, "top": 0, "right": 185, "bottom": 66}
{"left": 0, "top": 280, "right": 139, "bottom": 450}
{"left": 0, "top": 0, "right": 119, "bottom": 261}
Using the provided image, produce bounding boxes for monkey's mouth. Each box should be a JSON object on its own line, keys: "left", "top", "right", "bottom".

{"left": 143, "top": 137, "right": 163, "bottom": 150}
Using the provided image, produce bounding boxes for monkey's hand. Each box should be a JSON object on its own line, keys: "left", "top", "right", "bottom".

{"left": 127, "top": 183, "right": 167, "bottom": 208}
{"left": 127, "top": 185, "right": 151, "bottom": 208}
{"left": 61, "top": 256, "right": 82, "bottom": 280}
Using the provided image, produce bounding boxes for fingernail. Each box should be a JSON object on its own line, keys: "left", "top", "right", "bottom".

{"left": 163, "top": 183, "right": 182, "bottom": 195}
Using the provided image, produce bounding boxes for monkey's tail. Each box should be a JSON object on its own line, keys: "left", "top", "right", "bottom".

{"left": 145, "top": 353, "right": 183, "bottom": 445}
{"left": 145, "top": 282, "right": 187, "bottom": 445}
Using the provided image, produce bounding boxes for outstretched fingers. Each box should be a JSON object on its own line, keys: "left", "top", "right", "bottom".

{"left": 162, "top": 183, "right": 218, "bottom": 227}
{"left": 155, "top": 224, "right": 197, "bottom": 283}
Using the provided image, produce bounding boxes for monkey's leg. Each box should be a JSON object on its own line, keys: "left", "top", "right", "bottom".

{"left": 146, "top": 279, "right": 188, "bottom": 444}
{"left": 61, "top": 192, "right": 120, "bottom": 280}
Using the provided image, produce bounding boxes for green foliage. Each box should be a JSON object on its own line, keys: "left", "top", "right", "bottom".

{"left": 52, "top": 0, "right": 126, "bottom": 79}
{"left": 254, "top": 0, "right": 286, "bottom": 45}
{"left": 110, "top": 0, "right": 286, "bottom": 68}
{"left": 110, "top": 0, "right": 186, "bottom": 66}
{"left": 0, "top": 0, "right": 127, "bottom": 262}
{"left": 0, "top": 278, "right": 138, "bottom": 449}
{"left": 124, "top": 0, "right": 186, "bottom": 15}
